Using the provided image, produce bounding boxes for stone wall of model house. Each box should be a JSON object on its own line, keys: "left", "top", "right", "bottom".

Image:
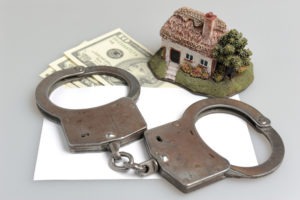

{"left": 161, "top": 38, "right": 215, "bottom": 76}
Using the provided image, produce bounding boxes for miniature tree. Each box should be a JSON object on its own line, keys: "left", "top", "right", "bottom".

{"left": 212, "top": 29, "right": 252, "bottom": 81}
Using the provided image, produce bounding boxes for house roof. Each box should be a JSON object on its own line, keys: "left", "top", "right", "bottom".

{"left": 160, "top": 7, "right": 228, "bottom": 57}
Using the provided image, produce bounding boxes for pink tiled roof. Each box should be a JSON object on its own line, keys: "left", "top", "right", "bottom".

{"left": 160, "top": 7, "right": 228, "bottom": 57}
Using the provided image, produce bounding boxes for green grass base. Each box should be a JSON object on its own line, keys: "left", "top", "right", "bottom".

{"left": 148, "top": 49, "right": 254, "bottom": 97}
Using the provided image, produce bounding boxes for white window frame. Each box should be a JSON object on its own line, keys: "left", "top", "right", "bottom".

{"left": 185, "top": 53, "right": 193, "bottom": 61}
{"left": 200, "top": 59, "right": 208, "bottom": 67}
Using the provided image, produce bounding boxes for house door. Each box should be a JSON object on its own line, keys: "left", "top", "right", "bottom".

{"left": 170, "top": 48, "right": 180, "bottom": 64}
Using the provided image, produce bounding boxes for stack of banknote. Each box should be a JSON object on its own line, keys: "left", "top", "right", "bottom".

{"left": 40, "top": 28, "right": 171, "bottom": 88}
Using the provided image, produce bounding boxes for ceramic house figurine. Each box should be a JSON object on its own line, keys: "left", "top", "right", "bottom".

{"left": 148, "top": 7, "right": 254, "bottom": 97}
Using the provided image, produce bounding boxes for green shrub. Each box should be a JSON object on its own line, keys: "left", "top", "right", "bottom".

{"left": 213, "top": 29, "right": 253, "bottom": 78}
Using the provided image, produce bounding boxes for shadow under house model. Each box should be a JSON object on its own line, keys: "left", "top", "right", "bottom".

{"left": 148, "top": 7, "right": 254, "bottom": 97}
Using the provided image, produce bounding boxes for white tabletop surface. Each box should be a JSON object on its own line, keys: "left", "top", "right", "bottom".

{"left": 1, "top": 0, "right": 299, "bottom": 199}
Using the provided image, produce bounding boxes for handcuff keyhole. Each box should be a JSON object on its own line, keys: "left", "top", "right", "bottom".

{"left": 81, "top": 132, "right": 90, "bottom": 138}
{"left": 156, "top": 136, "right": 163, "bottom": 142}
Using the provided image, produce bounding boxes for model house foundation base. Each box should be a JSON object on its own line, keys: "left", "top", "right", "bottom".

{"left": 148, "top": 48, "right": 254, "bottom": 97}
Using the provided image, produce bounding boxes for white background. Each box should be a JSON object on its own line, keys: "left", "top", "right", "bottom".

{"left": 0, "top": 0, "right": 299, "bottom": 199}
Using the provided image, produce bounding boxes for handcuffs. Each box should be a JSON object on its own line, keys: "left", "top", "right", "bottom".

{"left": 35, "top": 66, "right": 284, "bottom": 193}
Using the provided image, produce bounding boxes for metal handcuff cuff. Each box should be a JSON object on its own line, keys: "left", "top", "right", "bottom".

{"left": 35, "top": 66, "right": 284, "bottom": 193}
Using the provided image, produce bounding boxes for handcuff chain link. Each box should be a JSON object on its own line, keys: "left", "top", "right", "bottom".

{"left": 108, "top": 142, "right": 158, "bottom": 176}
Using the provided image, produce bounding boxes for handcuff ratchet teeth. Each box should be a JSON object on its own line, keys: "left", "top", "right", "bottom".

{"left": 35, "top": 65, "right": 284, "bottom": 193}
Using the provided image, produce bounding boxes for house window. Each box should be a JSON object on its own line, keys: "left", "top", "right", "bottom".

{"left": 200, "top": 59, "right": 208, "bottom": 67}
{"left": 185, "top": 53, "right": 193, "bottom": 61}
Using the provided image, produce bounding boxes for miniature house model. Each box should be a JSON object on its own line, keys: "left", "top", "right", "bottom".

{"left": 160, "top": 7, "right": 227, "bottom": 80}
{"left": 148, "top": 7, "right": 254, "bottom": 97}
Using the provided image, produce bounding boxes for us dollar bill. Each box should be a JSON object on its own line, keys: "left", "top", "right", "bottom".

{"left": 40, "top": 65, "right": 76, "bottom": 88}
{"left": 49, "top": 57, "right": 103, "bottom": 87}
{"left": 64, "top": 28, "right": 173, "bottom": 87}
{"left": 40, "top": 40, "right": 103, "bottom": 88}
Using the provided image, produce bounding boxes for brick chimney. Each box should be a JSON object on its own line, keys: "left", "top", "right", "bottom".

{"left": 202, "top": 12, "right": 217, "bottom": 40}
